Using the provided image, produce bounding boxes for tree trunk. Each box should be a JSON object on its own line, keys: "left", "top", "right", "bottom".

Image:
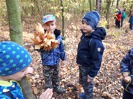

{"left": 6, "top": 0, "right": 36, "bottom": 99}
{"left": 123, "top": 1, "right": 126, "bottom": 8}
{"left": 60, "top": 0, "right": 65, "bottom": 39}
{"left": 89, "top": 0, "right": 92, "bottom": 11}
{"left": 126, "top": 0, "right": 130, "bottom": 3}
{"left": 116, "top": 0, "right": 120, "bottom": 8}
{"left": 111, "top": 0, "right": 115, "bottom": 6}
{"left": 99, "top": 0, "right": 102, "bottom": 13}
{"left": 6, "top": 0, "right": 22, "bottom": 45}
{"left": 106, "top": 0, "right": 111, "bottom": 29}
{"left": 19, "top": 77, "right": 36, "bottom": 99}
{"left": 96, "top": 0, "right": 102, "bottom": 13}
{"left": 93, "top": 0, "right": 96, "bottom": 10}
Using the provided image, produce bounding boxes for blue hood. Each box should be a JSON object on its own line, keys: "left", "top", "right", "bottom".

{"left": 91, "top": 27, "right": 106, "bottom": 40}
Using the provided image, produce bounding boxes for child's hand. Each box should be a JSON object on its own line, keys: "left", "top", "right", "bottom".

{"left": 123, "top": 76, "right": 131, "bottom": 83}
{"left": 39, "top": 88, "right": 53, "bottom": 99}
{"left": 122, "top": 72, "right": 129, "bottom": 78}
{"left": 25, "top": 67, "right": 34, "bottom": 76}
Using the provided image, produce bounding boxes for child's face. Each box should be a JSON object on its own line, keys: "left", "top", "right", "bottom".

{"left": 81, "top": 21, "right": 93, "bottom": 33}
{"left": 43, "top": 21, "right": 56, "bottom": 33}
{"left": 6, "top": 67, "right": 34, "bottom": 81}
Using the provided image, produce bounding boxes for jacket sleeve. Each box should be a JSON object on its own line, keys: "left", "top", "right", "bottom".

{"left": 57, "top": 36, "right": 66, "bottom": 60}
{"left": 88, "top": 39, "right": 104, "bottom": 78}
{"left": 120, "top": 52, "right": 130, "bottom": 73}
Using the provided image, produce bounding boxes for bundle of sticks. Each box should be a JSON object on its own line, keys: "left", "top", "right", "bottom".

{"left": 32, "top": 23, "right": 59, "bottom": 51}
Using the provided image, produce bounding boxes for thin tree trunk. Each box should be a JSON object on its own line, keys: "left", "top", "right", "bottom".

{"left": 96, "top": 0, "right": 102, "bottom": 13}
{"left": 123, "top": 1, "right": 126, "bottom": 8}
{"left": 19, "top": 77, "right": 36, "bottom": 99}
{"left": 60, "top": 0, "right": 65, "bottom": 39}
{"left": 93, "top": 0, "right": 96, "bottom": 10}
{"left": 6, "top": 0, "right": 36, "bottom": 99}
{"left": 116, "top": 0, "right": 119, "bottom": 8}
{"left": 6, "top": 0, "right": 22, "bottom": 45}
{"left": 89, "top": 0, "right": 92, "bottom": 11}
{"left": 100, "top": 0, "right": 102, "bottom": 12}
{"left": 106, "top": 0, "right": 111, "bottom": 28}
{"left": 111, "top": 0, "right": 115, "bottom": 7}
{"left": 126, "top": 0, "right": 130, "bottom": 3}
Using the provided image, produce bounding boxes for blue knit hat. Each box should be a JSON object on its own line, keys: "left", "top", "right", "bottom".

{"left": 42, "top": 14, "right": 56, "bottom": 24}
{"left": 82, "top": 10, "right": 100, "bottom": 29}
{"left": 0, "top": 41, "right": 32, "bottom": 76}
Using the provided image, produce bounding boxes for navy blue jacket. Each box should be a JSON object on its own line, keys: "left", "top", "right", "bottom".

{"left": 76, "top": 27, "right": 106, "bottom": 78}
{"left": 120, "top": 48, "right": 133, "bottom": 94}
{"left": 39, "top": 29, "right": 66, "bottom": 66}
{"left": 129, "top": 16, "right": 133, "bottom": 24}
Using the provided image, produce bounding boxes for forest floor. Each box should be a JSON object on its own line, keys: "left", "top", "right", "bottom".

{"left": 0, "top": 18, "right": 133, "bottom": 99}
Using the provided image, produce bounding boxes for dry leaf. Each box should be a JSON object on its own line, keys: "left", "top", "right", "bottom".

{"left": 32, "top": 23, "right": 59, "bottom": 51}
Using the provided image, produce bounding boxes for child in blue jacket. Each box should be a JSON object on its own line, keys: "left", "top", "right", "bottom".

{"left": 0, "top": 41, "right": 53, "bottom": 99}
{"left": 38, "top": 14, "right": 66, "bottom": 93}
{"left": 76, "top": 11, "right": 106, "bottom": 99}
{"left": 129, "top": 13, "right": 133, "bottom": 30}
{"left": 120, "top": 48, "right": 133, "bottom": 99}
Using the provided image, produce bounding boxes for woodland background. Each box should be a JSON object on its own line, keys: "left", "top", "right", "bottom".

{"left": 0, "top": 0, "right": 133, "bottom": 99}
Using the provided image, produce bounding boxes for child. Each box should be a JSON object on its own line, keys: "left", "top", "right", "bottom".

{"left": 0, "top": 41, "right": 53, "bottom": 99}
{"left": 120, "top": 48, "right": 133, "bottom": 99}
{"left": 116, "top": 11, "right": 122, "bottom": 28}
{"left": 114, "top": 8, "right": 121, "bottom": 27}
{"left": 76, "top": 11, "right": 106, "bottom": 99}
{"left": 121, "top": 9, "right": 127, "bottom": 27}
{"left": 38, "top": 14, "right": 66, "bottom": 93}
{"left": 129, "top": 12, "right": 133, "bottom": 30}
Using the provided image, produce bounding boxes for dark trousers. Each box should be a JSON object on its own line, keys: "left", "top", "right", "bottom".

{"left": 130, "top": 24, "right": 133, "bottom": 30}
{"left": 43, "top": 64, "right": 59, "bottom": 89}
{"left": 123, "top": 90, "right": 133, "bottom": 99}
{"left": 79, "top": 65, "right": 94, "bottom": 99}
{"left": 116, "top": 20, "right": 120, "bottom": 28}
{"left": 121, "top": 18, "right": 124, "bottom": 27}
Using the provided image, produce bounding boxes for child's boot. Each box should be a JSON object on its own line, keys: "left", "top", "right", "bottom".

{"left": 44, "top": 83, "right": 53, "bottom": 89}
{"left": 79, "top": 93, "right": 86, "bottom": 99}
{"left": 86, "top": 94, "right": 93, "bottom": 99}
{"left": 44, "top": 79, "right": 53, "bottom": 89}
{"left": 53, "top": 86, "right": 66, "bottom": 94}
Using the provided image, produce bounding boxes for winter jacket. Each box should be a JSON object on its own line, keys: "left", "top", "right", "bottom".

{"left": 120, "top": 48, "right": 133, "bottom": 94}
{"left": 76, "top": 27, "right": 106, "bottom": 78}
{"left": 0, "top": 80, "right": 24, "bottom": 99}
{"left": 39, "top": 29, "right": 66, "bottom": 66}
{"left": 129, "top": 16, "right": 133, "bottom": 24}
{"left": 122, "top": 11, "right": 127, "bottom": 19}
{"left": 116, "top": 13, "right": 122, "bottom": 21}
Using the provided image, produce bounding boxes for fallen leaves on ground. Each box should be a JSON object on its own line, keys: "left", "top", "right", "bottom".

{"left": 0, "top": 20, "right": 133, "bottom": 99}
